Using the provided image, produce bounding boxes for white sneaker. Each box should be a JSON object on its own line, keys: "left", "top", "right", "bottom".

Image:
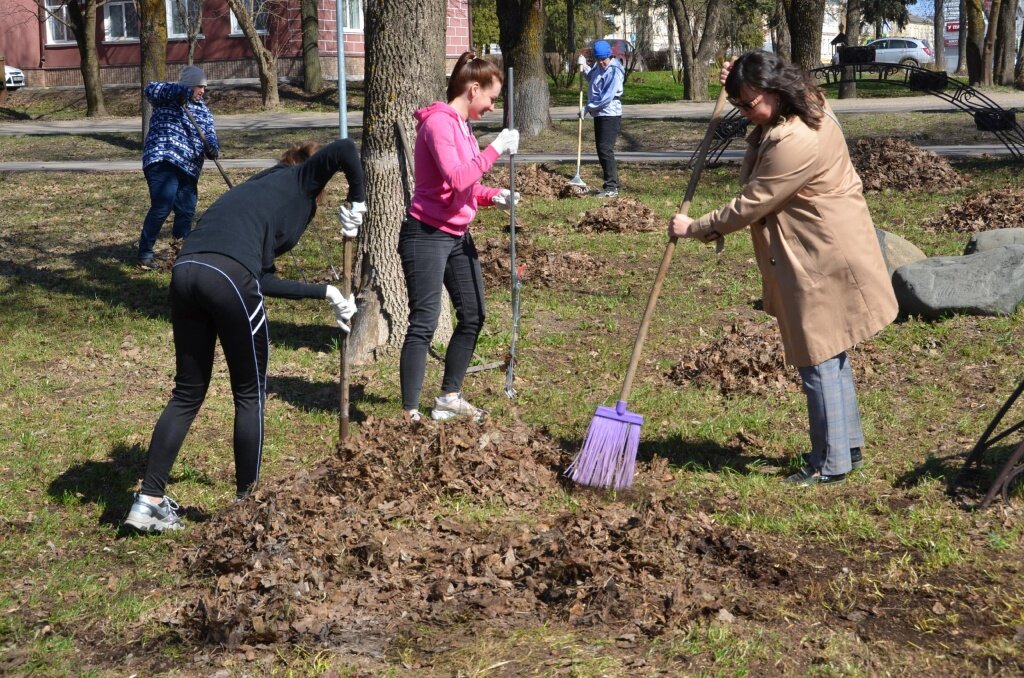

{"left": 431, "top": 393, "right": 485, "bottom": 422}
{"left": 405, "top": 409, "right": 422, "bottom": 423}
{"left": 123, "top": 493, "right": 184, "bottom": 533}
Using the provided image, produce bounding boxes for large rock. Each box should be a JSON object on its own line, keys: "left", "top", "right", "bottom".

{"left": 892, "top": 245, "right": 1024, "bottom": 318}
{"left": 964, "top": 228, "right": 1024, "bottom": 255}
{"left": 876, "top": 228, "right": 927, "bottom": 277}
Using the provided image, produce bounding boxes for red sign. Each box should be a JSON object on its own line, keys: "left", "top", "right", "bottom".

{"left": 945, "top": 21, "right": 959, "bottom": 32}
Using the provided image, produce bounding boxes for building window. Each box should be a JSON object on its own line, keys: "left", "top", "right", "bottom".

{"left": 230, "top": 0, "right": 269, "bottom": 35}
{"left": 44, "top": 0, "right": 74, "bottom": 44}
{"left": 342, "top": 0, "right": 363, "bottom": 31}
{"left": 105, "top": 0, "right": 139, "bottom": 41}
{"left": 167, "top": 0, "right": 202, "bottom": 39}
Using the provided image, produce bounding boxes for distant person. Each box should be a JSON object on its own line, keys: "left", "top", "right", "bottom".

{"left": 124, "top": 139, "right": 365, "bottom": 532}
{"left": 669, "top": 50, "right": 898, "bottom": 486}
{"left": 577, "top": 40, "right": 625, "bottom": 198}
{"left": 137, "top": 65, "right": 219, "bottom": 269}
{"left": 399, "top": 51, "right": 519, "bottom": 423}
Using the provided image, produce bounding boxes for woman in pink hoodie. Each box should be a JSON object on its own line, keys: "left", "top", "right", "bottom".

{"left": 400, "top": 51, "right": 520, "bottom": 423}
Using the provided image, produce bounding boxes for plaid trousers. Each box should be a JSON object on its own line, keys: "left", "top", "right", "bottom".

{"left": 798, "top": 351, "right": 865, "bottom": 475}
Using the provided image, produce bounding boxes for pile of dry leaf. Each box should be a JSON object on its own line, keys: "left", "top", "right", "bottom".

{"left": 476, "top": 235, "right": 606, "bottom": 288}
{"left": 575, "top": 196, "right": 661, "bottom": 234}
{"left": 925, "top": 187, "right": 1024, "bottom": 233}
{"left": 849, "top": 137, "right": 968, "bottom": 193}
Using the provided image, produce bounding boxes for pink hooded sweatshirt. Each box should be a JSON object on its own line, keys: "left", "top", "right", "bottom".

{"left": 408, "top": 102, "right": 502, "bottom": 236}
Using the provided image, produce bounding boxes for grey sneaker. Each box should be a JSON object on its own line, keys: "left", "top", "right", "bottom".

{"left": 431, "top": 393, "right": 485, "bottom": 422}
{"left": 596, "top": 189, "right": 619, "bottom": 198}
{"left": 137, "top": 255, "right": 156, "bottom": 270}
{"left": 123, "top": 493, "right": 184, "bottom": 532}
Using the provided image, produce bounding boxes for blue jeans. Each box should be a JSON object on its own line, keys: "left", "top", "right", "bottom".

{"left": 398, "top": 216, "right": 486, "bottom": 412}
{"left": 139, "top": 161, "right": 198, "bottom": 260}
{"left": 798, "top": 352, "right": 865, "bottom": 475}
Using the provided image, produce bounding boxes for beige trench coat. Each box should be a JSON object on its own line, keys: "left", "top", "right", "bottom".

{"left": 691, "top": 109, "right": 898, "bottom": 367}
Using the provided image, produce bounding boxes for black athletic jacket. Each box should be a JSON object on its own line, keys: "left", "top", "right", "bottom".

{"left": 180, "top": 139, "right": 366, "bottom": 299}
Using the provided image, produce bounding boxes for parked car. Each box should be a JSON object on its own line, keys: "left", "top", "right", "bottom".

{"left": 834, "top": 37, "right": 935, "bottom": 67}
{"left": 4, "top": 64, "right": 25, "bottom": 90}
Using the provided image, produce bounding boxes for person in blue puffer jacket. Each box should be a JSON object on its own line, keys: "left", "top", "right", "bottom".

{"left": 137, "top": 65, "right": 219, "bottom": 268}
{"left": 577, "top": 40, "right": 625, "bottom": 198}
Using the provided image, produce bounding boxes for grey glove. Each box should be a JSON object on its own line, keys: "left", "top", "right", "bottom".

{"left": 325, "top": 285, "right": 357, "bottom": 333}
{"left": 338, "top": 201, "right": 366, "bottom": 239}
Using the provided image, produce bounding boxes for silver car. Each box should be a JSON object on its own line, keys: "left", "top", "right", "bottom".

{"left": 865, "top": 37, "right": 935, "bottom": 67}
{"left": 4, "top": 64, "right": 25, "bottom": 89}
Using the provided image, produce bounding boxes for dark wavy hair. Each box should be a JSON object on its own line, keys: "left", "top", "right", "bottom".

{"left": 724, "top": 50, "right": 825, "bottom": 129}
{"left": 446, "top": 51, "right": 503, "bottom": 102}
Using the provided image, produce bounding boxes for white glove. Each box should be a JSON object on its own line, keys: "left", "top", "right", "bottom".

{"left": 577, "top": 55, "right": 587, "bottom": 68}
{"left": 492, "top": 189, "right": 520, "bottom": 210}
{"left": 338, "top": 201, "right": 366, "bottom": 239}
{"left": 489, "top": 128, "right": 520, "bottom": 156}
{"left": 325, "top": 285, "right": 357, "bottom": 333}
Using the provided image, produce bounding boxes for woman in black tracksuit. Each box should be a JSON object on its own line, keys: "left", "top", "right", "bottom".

{"left": 124, "top": 139, "right": 366, "bottom": 532}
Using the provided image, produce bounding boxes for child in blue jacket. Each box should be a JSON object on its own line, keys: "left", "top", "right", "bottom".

{"left": 577, "top": 41, "right": 625, "bottom": 197}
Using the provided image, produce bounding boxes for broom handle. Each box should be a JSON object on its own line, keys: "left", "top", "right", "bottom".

{"left": 617, "top": 87, "right": 730, "bottom": 403}
{"left": 339, "top": 235, "right": 353, "bottom": 442}
{"left": 183, "top": 104, "right": 232, "bottom": 189}
{"left": 575, "top": 66, "right": 585, "bottom": 174}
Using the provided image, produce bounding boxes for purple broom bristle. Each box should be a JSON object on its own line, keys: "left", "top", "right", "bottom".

{"left": 566, "top": 401, "right": 643, "bottom": 489}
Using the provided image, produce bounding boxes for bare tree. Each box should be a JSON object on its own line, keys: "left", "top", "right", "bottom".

{"left": 840, "top": 0, "right": 862, "bottom": 99}
{"left": 932, "top": 0, "right": 944, "bottom": 73}
{"left": 981, "top": 0, "right": 1001, "bottom": 85}
{"left": 769, "top": 0, "right": 791, "bottom": 60}
{"left": 992, "top": 0, "right": 1015, "bottom": 84}
{"left": 668, "top": 0, "right": 725, "bottom": 101}
{"left": 299, "top": 0, "right": 322, "bottom": 92}
{"left": 43, "top": 0, "right": 109, "bottom": 116}
{"left": 224, "top": 0, "right": 280, "bottom": 109}
{"left": 964, "top": 0, "right": 983, "bottom": 84}
{"left": 1015, "top": 15, "right": 1024, "bottom": 89}
{"left": 497, "top": 0, "right": 552, "bottom": 136}
{"left": 138, "top": 0, "right": 168, "bottom": 137}
{"left": 353, "top": 0, "right": 447, "bottom": 360}
{"left": 172, "top": 0, "right": 204, "bottom": 65}
{"left": 955, "top": 0, "right": 967, "bottom": 74}
{"left": 782, "top": 0, "right": 826, "bottom": 71}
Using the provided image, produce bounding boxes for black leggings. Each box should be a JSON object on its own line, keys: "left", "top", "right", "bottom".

{"left": 398, "top": 216, "right": 486, "bottom": 411}
{"left": 594, "top": 115, "right": 621, "bottom": 190}
{"left": 140, "top": 253, "right": 269, "bottom": 498}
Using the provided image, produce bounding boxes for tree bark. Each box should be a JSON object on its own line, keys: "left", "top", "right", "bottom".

{"left": 964, "top": 0, "right": 984, "bottom": 84}
{"left": 224, "top": 0, "right": 279, "bottom": 109}
{"left": 138, "top": 0, "right": 167, "bottom": 137}
{"left": 771, "top": 0, "right": 791, "bottom": 61}
{"left": 932, "top": 0, "right": 944, "bottom": 72}
{"left": 300, "top": 0, "right": 322, "bottom": 93}
{"left": 66, "top": 0, "right": 108, "bottom": 117}
{"left": 783, "top": 0, "right": 826, "bottom": 72}
{"left": 497, "top": 0, "right": 551, "bottom": 136}
{"left": 992, "top": 0, "right": 1015, "bottom": 84}
{"left": 840, "top": 0, "right": 862, "bottom": 99}
{"left": 956, "top": 0, "right": 968, "bottom": 74}
{"left": 355, "top": 0, "right": 448, "bottom": 361}
{"left": 1015, "top": 15, "right": 1024, "bottom": 89}
{"left": 668, "top": 0, "right": 725, "bottom": 102}
{"left": 981, "top": 0, "right": 1001, "bottom": 86}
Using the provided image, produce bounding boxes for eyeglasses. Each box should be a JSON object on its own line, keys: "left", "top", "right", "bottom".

{"left": 728, "top": 93, "right": 764, "bottom": 111}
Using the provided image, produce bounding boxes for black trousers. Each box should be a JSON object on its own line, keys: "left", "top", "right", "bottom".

{"left": 140, "top": 253, "right": 269, "bottom": 499}
{"left": 397, "top": 216, "right": 486, "bottom": 412}
{"left": 594, "top": 115, "right": 621, "bottom": 190}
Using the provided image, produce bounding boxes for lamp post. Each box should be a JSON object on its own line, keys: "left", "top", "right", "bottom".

{"left": 336, "top": 0, "right": 348, "bottom": 139}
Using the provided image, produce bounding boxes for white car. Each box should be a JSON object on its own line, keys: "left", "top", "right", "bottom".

{"left": 5, "top": 64, "right": 25, "bottom": 90}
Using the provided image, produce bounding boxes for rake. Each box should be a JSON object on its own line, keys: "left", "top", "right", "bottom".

{"left": 566, "top": 65, "right": 588, "bottom": 196}
{"left": 565, "top": 88, "right": 730, "bottom": 490}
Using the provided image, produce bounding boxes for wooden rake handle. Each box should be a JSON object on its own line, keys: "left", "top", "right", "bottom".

{"left": 617, "top": 88, "right": 731, "bottom": 403}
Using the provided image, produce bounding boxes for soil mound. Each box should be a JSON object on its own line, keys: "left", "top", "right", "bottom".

{"left": 486, "top": 164, "right": 572, "bottom": 199}
{"left": 575, "top": 197, "right": 661, "bottom": 233}
{"left": 925, "top": 187, "right": 1024, "bottom": 233}
{"left": 849, "top": 137, "right": 968, "bottom": 193}
{"left": 477, "top": 235, "right": 605, "bottom": 288}
{"left": 177, "top": 418, "right": 791, "bottom": 647}
{"left": 668, "top": 320, "right": 801, "bottom": 395}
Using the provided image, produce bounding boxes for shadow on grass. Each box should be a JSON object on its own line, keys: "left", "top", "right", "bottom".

{"left": 47, "top": 441, "right": 213, "bottom": 529}
{"left": 268, "top": 375, "right": 388, "bottom": 417}
{"left": 895, "top": 442, "right": 1024, "bottom": 508}
{"left": 639, "top": 433, "right": 774, "bottom": 475}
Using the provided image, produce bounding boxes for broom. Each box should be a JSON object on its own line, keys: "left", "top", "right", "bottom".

{"left": 565, "top": 87, "right": 731, "bottom": 490}
{"left": 566, "top": 64, "right": 588, "bottom": 195}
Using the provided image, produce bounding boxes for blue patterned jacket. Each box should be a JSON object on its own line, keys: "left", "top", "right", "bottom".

{"left": 142, "top": 82, "right": 219, "bottom": 178}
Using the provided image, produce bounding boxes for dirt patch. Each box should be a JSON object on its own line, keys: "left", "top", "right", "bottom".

{"left": 486, "top": 164, "right": 575, "bottom": 199}
{"left": 175, "top": 418, "right": 791, "bottom": 647}
{"left": 477, "top": 235, "right": 605, "bottom": 288}
{"left": 849, "top": 137, "right": 968, "bottom": 193}
{"left": 925, "top": 187, "right": 1024, "bottom": 233}
{"left": 575, "top": 196, "right": 661, "bottom": 234}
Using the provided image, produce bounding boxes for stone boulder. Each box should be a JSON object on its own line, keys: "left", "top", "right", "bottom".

{"left": 891, "top": 245, "right": 1024, "bottom": 318}
{"left": 963, "top": 228, "right": 1024, "bottom": 255}
{"left": 876, "top": 228, "right": 927, "bottom": 277}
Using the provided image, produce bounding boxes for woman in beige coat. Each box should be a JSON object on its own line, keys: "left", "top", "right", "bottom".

{"left": 670, "top": 50, "right": 898, "bottom": 485}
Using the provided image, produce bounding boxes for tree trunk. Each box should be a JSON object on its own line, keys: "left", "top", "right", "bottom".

{"left": 1015, "top": 16, "right": 1024, "bottom": 89}
{"left": 964, "top": 0, "right": 984, "bottom": 84}
{"left": 956, "top": 0, "right": 968, "bottom": 74}
{"left": 355, "top": 0, "right": 448, "bottom": 361}
{"left": 981, "top": 0, "right": 1001, "bottom": 86}
{"left": 784, "top": 0, "right": 826, "bottom": 72}
{"left": 932, "top": 0, "right": 944, "bottom": 72}
{"left": 992, "top": 0, "right": 1015, "bottom": 84}
{"left": 497, "top": 0, "right": 551, "bottom": 136}
{"left": 771, "top": 0, "right": 791, "bottom": 61}
{"left": 138, "top": 0, "right": 167, "bottom": 138}
{"left": 67, "top": 0, "right": 107, "bottom": 117}
{"left": 840, "top": 0, "right": 862, "bottom": 98}
{"left": 300, "top": 0, "right": 322, "bottom": 93}
{"left": 224, "top": 0, "right": 279, "bottom": 109}
{"left": 668, "top": 0, "right": 725, "bottom": 102}
{"left": 565, "top": 0, "right": 576, "bottom": 65}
